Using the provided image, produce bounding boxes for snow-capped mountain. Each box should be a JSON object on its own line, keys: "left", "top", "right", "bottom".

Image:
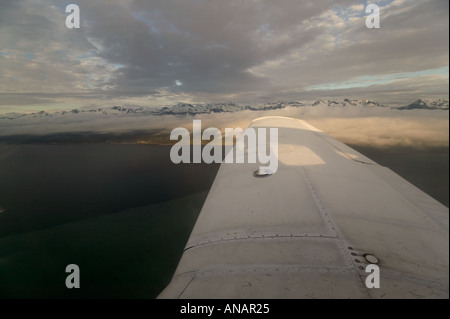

{"left": 1, "top": 98, "right": 447, "bottom": 122}
{"left": 312, "top": 99, "right": 388, "bottom": 108}
{"left": 248, "top": 101, "right": 304, "bottom": 111}
{"left": 157, "top": 101, "right": 305, "bottom": 115}
{"left": 396, "top": 99, "right": 449, "bottom": 110}
{"left": 158, "top": 102, "right": 247, "bottom": 115}
{"left": 0, "top": 105, "right": 152, "bottom": 120}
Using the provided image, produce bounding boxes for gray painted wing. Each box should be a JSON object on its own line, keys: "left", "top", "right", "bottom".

{"left": 159, "top": 116, "right": 449, "bottom": 299}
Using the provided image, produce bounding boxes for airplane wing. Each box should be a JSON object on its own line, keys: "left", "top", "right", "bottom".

{"left": 159, "top": 116, "right": 449, "bottom": 299}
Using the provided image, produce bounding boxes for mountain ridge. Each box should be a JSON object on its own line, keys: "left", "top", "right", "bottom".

{"left": 1, "top": 98, "right": 448, "bottom": 120}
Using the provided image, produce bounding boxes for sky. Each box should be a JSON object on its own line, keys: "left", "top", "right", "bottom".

{"left": 0, "top": 0, "right": 449, "bottom": 113}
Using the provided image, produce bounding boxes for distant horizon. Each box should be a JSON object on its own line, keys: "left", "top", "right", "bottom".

{"left": 1, "top": 99, "right": 448, "bottom": 150}
{"left": 1, "top": 96, "right": 449, "bottom": 115}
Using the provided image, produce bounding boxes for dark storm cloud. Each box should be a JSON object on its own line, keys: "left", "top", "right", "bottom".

{"left": 0, "top": 0, "right": 448, "bottom": 110}
{"left": 81, "top": 0, "right": 349, "bottom": 94}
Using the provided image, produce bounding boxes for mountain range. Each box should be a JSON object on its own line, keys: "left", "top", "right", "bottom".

{"left": 395, "top": 99, "right": 449, "bottom": 110}
{"left": 1, "top": 99, "right": 448, "bottom": 120}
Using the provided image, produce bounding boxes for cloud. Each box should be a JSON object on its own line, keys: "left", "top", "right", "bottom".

{"left": 304, "top": 112, "right": 450, "bottom": 148}
{"left": 0, "top": 0, "right": 448, "bottom": 111}
{"left": 0, "top": 103, "right": 448, "bottom": 149}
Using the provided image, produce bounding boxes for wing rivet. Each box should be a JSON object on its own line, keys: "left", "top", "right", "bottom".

{"left": 364, "top": 254, "right": 379, "bottom": 264}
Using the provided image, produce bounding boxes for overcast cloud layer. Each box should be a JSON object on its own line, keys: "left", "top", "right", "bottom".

{"left": 0, "top": 0, "right": 448, "bottom": 113}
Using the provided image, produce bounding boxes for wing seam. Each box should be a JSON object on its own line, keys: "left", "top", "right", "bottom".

{"left": 302, "top": 168, "right": 372, "bottom": 298}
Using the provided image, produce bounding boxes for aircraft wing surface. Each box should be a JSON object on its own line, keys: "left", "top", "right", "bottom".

{"left": 159, "top": 116, "right": 449, "bottom": 299}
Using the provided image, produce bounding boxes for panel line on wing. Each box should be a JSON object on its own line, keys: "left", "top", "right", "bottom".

{"left": 184, "top": 234, "right": 337, "bottom": 251}
{"left": 176, "top": 265, "right": 361, "bottom": 279}
{"left": 302, "top": 168, "right": 372, "bottom": 297}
